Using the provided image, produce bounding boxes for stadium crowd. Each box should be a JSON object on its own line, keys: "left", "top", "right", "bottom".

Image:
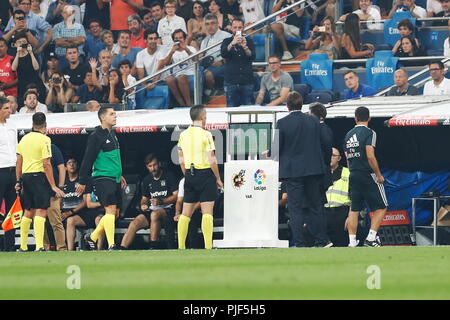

{"left": 0, "top": 0, "right": 448, "bottom": 110}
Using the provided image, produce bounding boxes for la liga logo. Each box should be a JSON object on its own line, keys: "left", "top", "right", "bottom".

{"left": 253, "top": 169, "right": 267, "bottom": 191}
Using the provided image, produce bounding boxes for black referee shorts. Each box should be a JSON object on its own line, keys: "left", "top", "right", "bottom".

{"left": 184, "top": 169, "right": 218, "bottom": 203}
{"left": 92, "top": 177, "right": 122, "bottom": 209}
{"left": 22, "top": 173, "right": 52, "bottom": 210}
{"left": 349, "top": 171, "right": 388, "bottom": 212}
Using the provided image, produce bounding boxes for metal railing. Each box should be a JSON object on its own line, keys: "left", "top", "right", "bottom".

{"left": 335, "top": 16, "right": 450, "bottom": 25}
{"left": 124, "top": 0, "right": 317, "bottom": 104}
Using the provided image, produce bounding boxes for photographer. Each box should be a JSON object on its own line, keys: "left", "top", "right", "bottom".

{"left": 3, "top": 10, "right": 39, "bottom": 55}
{"left": 305, "top": 16, "right": 340, "bottom": 60}
{"left": 220, "top": 18, "right": 255, "bottom": 107}
{"left": 45, "top": 71, "right": 73, "bottom": 112}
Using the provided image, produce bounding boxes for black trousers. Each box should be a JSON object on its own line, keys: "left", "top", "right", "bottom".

{"left": 0, "top": 167, "right": 17, "bottom": 251}
{"left": 325, "top": 206, "right": 350, "bottom": 247}
{"left": 285, "top": 175, "right": 329, "bottom": 247}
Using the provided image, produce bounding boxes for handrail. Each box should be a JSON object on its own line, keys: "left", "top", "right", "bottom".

{"left": 375, "top": 57, "right": 450, "bottom": 96}
{"left": 252, "top": 55, "right": 446, "bottom": 67}
{"left": 335, "top": 16, "right": 450, "bottom": 24}
{"left": 124, "top": 0, "right": 312, "bottom": 91}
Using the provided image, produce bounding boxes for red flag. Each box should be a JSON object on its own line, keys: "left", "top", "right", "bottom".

{"left": 1, "top": 197, "right": 23, "bottom": 232}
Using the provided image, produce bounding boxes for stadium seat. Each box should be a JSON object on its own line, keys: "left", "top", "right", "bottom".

{"left": 294, "top": 83, "right": 311, "bottom": 98}
{"left": 252, "top": 33, "right": 267, "bottom": 62}
{"left": 142, "top": 85, "right": 170, "bottom": 109}
{"left": 305, "top": 90, "right": 334, "bottom": 104}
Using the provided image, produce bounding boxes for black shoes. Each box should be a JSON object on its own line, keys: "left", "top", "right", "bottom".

{"left": 84, "top": 234, "right": 96, "bottom": 250}
{"left": 364, "top": 236, "right": 382, "bottom": 247}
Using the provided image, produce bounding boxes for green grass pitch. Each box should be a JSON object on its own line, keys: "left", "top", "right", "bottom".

{"left": 1, "top": 247, "right": 449, "bottom": 300}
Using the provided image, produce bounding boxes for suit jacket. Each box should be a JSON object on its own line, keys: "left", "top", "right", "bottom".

{"left": 320, "top": 122, "right": 334, "bottom": 190}
{"left": 277, "top": 111, "right": 326, "bottom": 179}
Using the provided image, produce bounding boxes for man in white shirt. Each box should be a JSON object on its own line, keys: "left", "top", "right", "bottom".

{"left": 340, "top": 0, "right": 382, "bottom": 30}
{"left": 200, "top": 13, "right": 231, "bottom": 98}
{"left": 19, "top": 91, "right": 48, "bottom": 113}
{"left": 158, "top": 29, "right": 197, "bottom": 107}
{"left": 0, "top": 96, "right": 18, "bottom": 251}
{"left": 136, "top": 30, "right": 165, "bottom": 91}
{"left": 423, "top": 61, "right": 450, "bottom": 95}
{"left": 389, "top": 0, "right": 428, "bottom": 19}
{"left": 157, "top": 0, "right": 187, "bottom": 46}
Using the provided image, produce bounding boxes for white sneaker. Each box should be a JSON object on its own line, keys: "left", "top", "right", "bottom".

{"left": 282, "top": 51, "right": 294, "bottom": 60}
{"left": 348, "top": 240, "right": 360, "bottom": 247}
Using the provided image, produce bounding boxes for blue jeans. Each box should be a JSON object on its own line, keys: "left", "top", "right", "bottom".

{"left": 224, "top": 83, "right": 254, "bottom": 107}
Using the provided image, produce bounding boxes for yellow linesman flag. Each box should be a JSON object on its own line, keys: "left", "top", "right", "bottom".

{"left": 1, "top": 197, "right": 23, "bottom": 231}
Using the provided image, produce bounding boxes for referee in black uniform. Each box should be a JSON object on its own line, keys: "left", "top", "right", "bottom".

{"left": 177, "top": 105, "right": 223, "bottom": 249}
{"left": 344, "top": 107, "right": 387, "bottom": 247}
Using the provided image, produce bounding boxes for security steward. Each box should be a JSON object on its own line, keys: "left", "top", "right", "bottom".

{"left": 177, "top": 105, "right": 223, "bottom": 249}
{"left": 16, "top": 112, "right": 65, "bottom": 252}
{"left": 324, "top": 148, "right": 350, "bottom": 247}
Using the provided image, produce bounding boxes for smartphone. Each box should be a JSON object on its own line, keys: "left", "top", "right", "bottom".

{"left": 237, "top": 30, "right": 242, "bottom": 36}
{"left": 173, "top": 41, "right": 180, "bottom": 46}
{"left": 318, "top": 26, "right": 326, "bottom": 32}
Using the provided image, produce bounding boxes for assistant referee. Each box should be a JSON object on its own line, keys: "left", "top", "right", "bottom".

{"left": 177, "top": 105, "right": 223, "bottom": 249}
{"left": 16, "top": 112, "right": 65, "bottom": 252}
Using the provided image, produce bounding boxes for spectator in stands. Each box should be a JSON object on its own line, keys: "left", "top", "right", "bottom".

{"left": 63, "top": 159, "right": 105, "bottom": 251}
{"left": 3, "top": 9, "right": 39, "bottom": 54}
{"left": 0, "top": 1, "right": 12, "bottom": 31}
{"left": 102, "top": 30, "right": 120, "bottom": 58}
{"left": 41, "top": 52, "right": 60, "bottom": 89}
{"left": 392, "top": 19, "right": 421, "bottom": 56}
{"left": 86, "top": 100, "right": 101, "bottom": 111}
{"left": 208, "top": 0, "right": 232, "bottom": 33}
{"left": 159, "top": 29, "right": 197, "bottom": 107}
{"left": 312, "top": 0, "right": 336, "bottom": 24}
{"left": 388, "top": 0, "right": 428, "bottom": 19}
{"left": 423, "top": 61, "right": 450, "bottom": 95}
{"left": 141, "top": 9, "right": 154, "bottom": 30}
{"left": 72, "top": 59, "right": 103, "bottom": 103}
{"left": 221, "top": 18, "right": 255, "bottom": 107}
{"left": 394, "top": 35, "right": 426, "bottom": 66}
{"left": 12, "top": 35, "right": 46, "bottom": 105}
{"left": 62, "top": 46, "right": 89, "bottom": 90}
{"left": 428, "top": 0, "right": 443, "bottom": 16}
{"left": 433, "top": 0, "right": 450, "bottom": 26}
{"left": 340, "top": 13, "right": 374, "bottom": 59}
{"left": 444, "top": 19, "right": 450, "bottom": 57}
{"left": 255, "top": 55, "right": 293, "bottom": 106}
{"left": 109, "top": 0, "right": 143, "bottom": 40}
{"left": 201, "top": 13, "right": 231, "bottom": 100}
{"left": 25, "top": 83, "right": 47, "bottom": 108}
{"left": 84, "top": 19, "right": 105, "bottom": 60}
{"left": 118, "top": 59, "right": 137, "bottom": 109}
{"left": 149, "top": 2, "right": 164, "bottom": 33}
{"left": 97, "top": 49, "right": 113, "bottom": 86}
{"left": 158, "top": 0, "right": 187, "bottom": 45}
{"left": 222, "top": 0, "right": 241, "bottom": 19}
{"left": 45, "top": 71, "right": 73, "bottom": 112}
{"left": 270, "top": 0, "right": 305, "bottom": 61}
{"left": 7, "top": 96, "right": 19, "bottom": 114}
{"left": 0, "top": 38, "right": 18, "bottom": 99}
{"left": 103, "top": 69, "right": 126, "bottom": 103}
{"left": 128, "top": 14, "right": 146, "bottom": 49}
{"left": 46, "top": 0, "right": 81, "bottom": 25}
{"left": 386, "top": 68, "right": 419, "bottom": 95}
{"left": 343, "top": 70, "right": 376, "bottom": 99}
{"left": 19, "top": 90, "right": 48, "bottom": 113}
{"left": 120, "top": 154, "right": 178, "bottom": 250}
{"left": 186, "top": 1, "right": 206, "bottom": 50}
{"left": 5, "top": 0, "right": 53, "bottom": 55}
{"left": 53, "top": 5, "right": 86, "bottom": 63}
{"left": 176, "top": 0, "right": 193, "bottom": 22}
{"left": 339, "top": 0, "right": 382, "bottom": 30}
{"left": 305, "top": 16, "right": 341, "bottom": 60}
{"left": 112, "top": 31, "right": 141, "bottom": 71}
{"left": 80, "top": 0, "right": 110, "bottom": 30}
{"left": 136, "top": 30, "right": 164, "bottom": 90}
{"left": 31, "top": 0, "right": 45, "bottom": 17}
{"left": 240, "top": 0, "right": 265, "bottom": 27}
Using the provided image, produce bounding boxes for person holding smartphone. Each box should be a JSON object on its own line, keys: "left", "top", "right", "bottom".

{"left": 3, "top": 9, "right": 39, "bottom": 56}
{"left": 305, "top": 16, "right": 340, "bottom": 59}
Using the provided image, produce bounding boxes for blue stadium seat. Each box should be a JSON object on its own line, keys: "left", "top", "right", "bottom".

{"left": 294, "top": 83, "right": 311, "bottom": 98}
{"left": 305, "top": 90, "right": 334, "bottom": 104}
{"left": 252, "top": 34, "right": 267, "bottom": 62}
{"left": 142, "top": 85, "right": 170, "bottom": 109}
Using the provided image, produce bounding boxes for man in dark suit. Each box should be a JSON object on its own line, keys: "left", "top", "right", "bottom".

{"left": 277, "top": 92, "right": 332, "bottom": 247}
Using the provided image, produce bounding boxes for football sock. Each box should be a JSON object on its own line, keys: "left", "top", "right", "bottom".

{"left": 90, "top": 216, "right": 105, "bottom": 242}
{"left": 177, "top": 215, "right": 190, "bottom": 249}
{"left": 201, "top": 214, "right": 214, "bottom": 249}
{"left": 34, "top": 216, "right": 46, "bottom": 251}
{"left": 349, "top": 234, "right": 357, "bottom": 246}
{"left": 20, "top": 217, "right": 33, "bottom": 251}
{"left": 103, "top": 214, "right": 116, "bottom": 247}
{"left": 367, "top": 229, "right": 377, "bottom": 242}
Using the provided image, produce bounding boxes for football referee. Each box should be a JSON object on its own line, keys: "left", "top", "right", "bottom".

{"left": 16, "top": 112, "right": 65, "bottom": 252}
{"left": 76, "top": 107, "right": 127, "bottom": 250}
{"left": 344, "top": 107, "right": 387, "bottom": 247}
{"left": 177, "top": 105, "right": 223, "bottom": 249}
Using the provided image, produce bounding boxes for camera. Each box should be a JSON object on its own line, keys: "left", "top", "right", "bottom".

{"left": 20, "top": 43, "right": 28, "bottom": 49}
{"left": 17, "top": 16, "right": 25, "bottom": 21}
{"left": 53, "top": 78, "right": 61, "bottom": 84}
{"left": 318, "top": 26, "right": 326, "bottom": 33}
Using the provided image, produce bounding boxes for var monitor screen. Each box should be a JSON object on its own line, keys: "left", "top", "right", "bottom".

{"left": 229, "top": 122, "right": 272, "bottom": 156}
